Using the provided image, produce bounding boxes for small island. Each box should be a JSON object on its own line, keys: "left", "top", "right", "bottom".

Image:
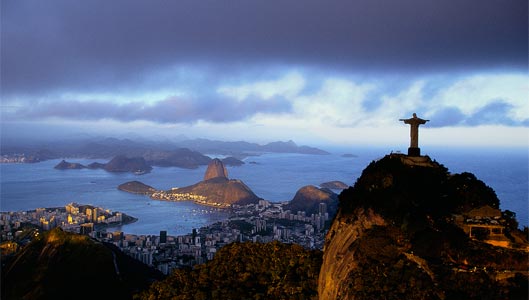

{"left": 118, "top": 181, "right": 158, "bottom": 195}
{"left": 54, "top": 160, "right": 87, "bottom": 170}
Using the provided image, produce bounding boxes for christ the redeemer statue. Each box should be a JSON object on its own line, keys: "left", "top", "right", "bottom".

{"left": 399, "top": 113, "right": 429, "bottom": 156}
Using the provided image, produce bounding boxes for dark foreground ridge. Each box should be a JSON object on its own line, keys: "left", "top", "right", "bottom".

{"left": 1, "top": 228, "right": 164, "bottom": 300}
{"left": 319, "top": 154, "right": 528, "bottom": 300}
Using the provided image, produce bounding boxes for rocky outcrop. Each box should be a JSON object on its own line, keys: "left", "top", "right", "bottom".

{"left": 203, "top": 158, "right": 228, "bottom": 180}
{"left": 318, "top": 154, "right": 529, "bottom": 300}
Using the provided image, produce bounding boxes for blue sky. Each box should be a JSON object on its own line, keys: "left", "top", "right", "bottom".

{"left": 1, "top": 0, "right": 527, "bottom": 148}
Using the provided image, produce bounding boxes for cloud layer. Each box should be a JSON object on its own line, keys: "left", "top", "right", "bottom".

{"left": 6, "top": 72, "right": 528, "bottom": 129}
{"left": 2, "top": 1, "right": 527, "bottom": 147}
{"left": 2, "top": 0, "right": 527, "bottom": 96}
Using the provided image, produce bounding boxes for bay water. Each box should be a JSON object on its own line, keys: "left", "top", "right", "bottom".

{"left": 1, "top": 147, "right": 527, "bottom": 236}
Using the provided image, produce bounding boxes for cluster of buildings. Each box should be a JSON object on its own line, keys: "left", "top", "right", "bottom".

{"left": 1, "top": 154, "right": 33, "bottom": 163}
{"left": 92, "top": 199, "right": 331, "bottom": 275}
{"left": 452, "top": 205, "right": 510, "bottom": 248}
{"left": 0, "top": 199, "right": 333, "bottom": 275}
{"left": 0, "top": 203, "right": 134, "bottom": 241}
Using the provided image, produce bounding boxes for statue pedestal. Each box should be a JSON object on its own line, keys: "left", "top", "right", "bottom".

{"left": 408, "top": 147, "right": 421, "bottom": 156}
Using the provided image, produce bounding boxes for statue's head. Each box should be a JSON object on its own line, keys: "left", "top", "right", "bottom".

{"left": 412, "top": 113, "right": 417, "bottom": 118}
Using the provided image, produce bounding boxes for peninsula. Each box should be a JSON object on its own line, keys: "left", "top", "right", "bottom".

{"left": 119, "top": 159, "right": 261, "bottom": 208}
{"left": 152, "top": 159, "right": 261, "bottom": 207}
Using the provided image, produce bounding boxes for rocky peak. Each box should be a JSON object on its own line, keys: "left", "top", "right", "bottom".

{"left": 204, "top": 158, "right": 228, "bottom": 181}
{"left": 318, "top": 154, "right": 528, "bottom": 300}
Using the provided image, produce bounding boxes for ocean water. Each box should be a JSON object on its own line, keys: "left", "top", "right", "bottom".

{"left": 1, "top": 147, "right": 527, "bottom": 236}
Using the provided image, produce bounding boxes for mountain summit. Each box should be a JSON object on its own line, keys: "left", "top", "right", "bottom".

{"left": 204, "top": 158, "right": 229, "bottom": 180}
{"left": 318, "top": 154, "right": 528, "bottom": 300}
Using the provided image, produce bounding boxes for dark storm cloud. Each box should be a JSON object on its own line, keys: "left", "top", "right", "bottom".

{"left": 11, "top": 95, "right": 292, "bottom": 124}
{"left": 1, "top": 0, "right": 526, "bottom": 96}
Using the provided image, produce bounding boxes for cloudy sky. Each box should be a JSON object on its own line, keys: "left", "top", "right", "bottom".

{"left": 1, "top": 0, "right": 527, "bottom": 148}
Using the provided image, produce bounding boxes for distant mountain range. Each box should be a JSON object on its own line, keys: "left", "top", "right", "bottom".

{"left": 1, "top": 137, "right": 329, "bottom": 166}
{"left": 176, "top": 138, "right": 329, "bottom": 156}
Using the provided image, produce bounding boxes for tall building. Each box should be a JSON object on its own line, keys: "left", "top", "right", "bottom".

{"left": 92, "top": 208, "right": 98, "bottom": 222}
{"left": 160, "top": 230, "right": 167, "bottom": 244}
{"left": 85, "top": 208, "right": 92, "bottom": 221}
{"left": 319, "top": 202, "right": 327, "bottom": 215}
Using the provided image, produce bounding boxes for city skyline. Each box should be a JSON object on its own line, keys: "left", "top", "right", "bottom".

{"left": 1, "top": 0, "right": 527, "bottom": 147}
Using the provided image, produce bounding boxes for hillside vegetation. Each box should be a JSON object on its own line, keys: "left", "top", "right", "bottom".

{"left": 135, "top": 241, "right": 322, "bottom": 300}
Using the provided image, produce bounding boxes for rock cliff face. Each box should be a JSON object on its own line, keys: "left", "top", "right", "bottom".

{"left": 203, "top": 158, "right": 229, "bottom": 180}
{"left": 319, "top": 208, "right": 386, "bottom": 300}
{"left": 318, "top": 154, "right": 528, "bottom": 300}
